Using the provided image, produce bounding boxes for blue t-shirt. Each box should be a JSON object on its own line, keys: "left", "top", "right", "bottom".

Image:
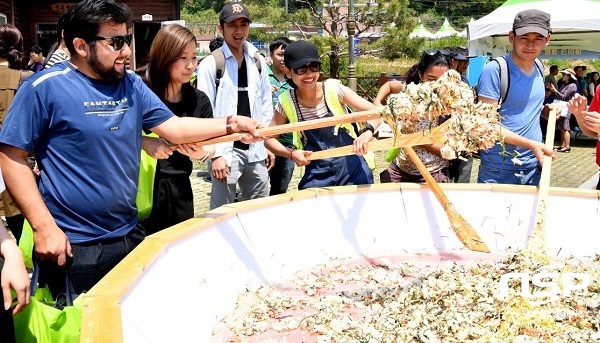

{"left": 0, "top": 62, "right": 173, "bottom": 243}
{"left": 477, "top": 54, "right": 544, "bottom": 170}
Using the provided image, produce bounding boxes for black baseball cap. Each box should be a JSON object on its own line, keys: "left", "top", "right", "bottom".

{"left": 450, "top": 47, "right": 475, "bottom": 60}
{"left": 219, "top": 2, "right": 251, "bottom": 23}
{"left": 513, "top": 9, "right": 551, "bottom": 36}
{"left": 284, "top": 40, "right": 321, "bottom": 69}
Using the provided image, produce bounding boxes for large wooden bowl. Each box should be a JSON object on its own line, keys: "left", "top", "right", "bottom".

{"left": 80, "top": 183, "right": 600, "bottom": 342}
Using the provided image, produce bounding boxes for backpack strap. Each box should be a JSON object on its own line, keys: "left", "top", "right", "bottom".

{"left": 253, "top": 51, "right": 262, "bottom": 75}
{"left": 534, "top": 58, "right": 544, "bottom": 78}
{"left": 211, "top": 48, "right": 264, "bottom": 99}
{"left": 210, "top": 48, "right": 226, "bottom": 97}
{"left": 492, "top": 56, "right": 509, "bottom": 105}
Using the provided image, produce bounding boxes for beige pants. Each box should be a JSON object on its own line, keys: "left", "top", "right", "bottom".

{"left": 1, "top": 190, "right": 20, "bottom": 217}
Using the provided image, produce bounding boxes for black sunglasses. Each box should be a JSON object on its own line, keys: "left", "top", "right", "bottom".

{"left": 424, "top": 49, "right": 450, "bottom": 57}
{"left": 91, "top": 34, "right": 133, "bottom": 50}
{"left": 293, "top": 62, "right": 320, "bottom": 75}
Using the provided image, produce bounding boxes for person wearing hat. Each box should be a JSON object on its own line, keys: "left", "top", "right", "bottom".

{"left": 196, "top": 2, "right": 273, "bottom": 210}
{"left": 446, "top": 46, "right": 475, "bottom": 183}
{"left": 448, "top": 47, "right": 473, "bottom": 84}
{"left": 547, "top": 68, "right": 578, "bottom": 152}
{"left": 475, "top": 9, "right": 555, "bottom": 186}
{"left": 264, "top": 40, "right": 381, "bottom": 189}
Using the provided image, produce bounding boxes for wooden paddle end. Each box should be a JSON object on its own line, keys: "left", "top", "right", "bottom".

{"left": 449, "top": 215, "right": 491, "bottom": 253}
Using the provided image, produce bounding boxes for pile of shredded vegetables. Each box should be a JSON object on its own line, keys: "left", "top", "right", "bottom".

{"left": 214, "top": 251, "right": 600, "bottom": 342}
{"left": 380, "top": 69, "right": 504, "bottom": 161}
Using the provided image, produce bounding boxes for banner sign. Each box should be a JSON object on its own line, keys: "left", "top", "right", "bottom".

{"left": 540, "top": 49, "right": 600, "bottom": 59}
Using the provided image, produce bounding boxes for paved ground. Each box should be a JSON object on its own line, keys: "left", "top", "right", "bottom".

{"left": 192, "top": 132, "right": 600, "bottom": 216}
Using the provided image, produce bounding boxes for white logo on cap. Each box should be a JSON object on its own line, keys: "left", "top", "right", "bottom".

{"left": 231, "top": 4, "right": 244, "bottom": 13}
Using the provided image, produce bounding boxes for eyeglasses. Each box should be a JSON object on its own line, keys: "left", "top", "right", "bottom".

{"left": 293, "top": 62, "right": 321, "bottom": 75}
{"left": 91, "top": 34, "right": 133, "bottom": 50}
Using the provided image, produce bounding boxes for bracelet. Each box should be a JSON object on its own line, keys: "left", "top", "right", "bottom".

{"left": 358, "top": 123, "right": 375, "bottom": 136}
{"left": 225, "top": 115, "right": 234, "bottom": 135}
{"left": 199, "top": 150, "right": 210, "bottom": 163}
{"left": 289, "top": 147, "right": 297, "bottom": 159}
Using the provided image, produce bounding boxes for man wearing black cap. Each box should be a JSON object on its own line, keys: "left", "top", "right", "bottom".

{"left": 196, "top": 2, "right": 273, "bottom": 210}
{"left": 447, "top": 47, "right": 475, "bottom": 183}
{"left": 475, "top": 9, "right": 554, "bottom": 186}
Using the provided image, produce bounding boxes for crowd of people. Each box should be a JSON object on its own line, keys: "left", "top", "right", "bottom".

{"left": 1, "top": 1, "right": 598, "bottom": 340}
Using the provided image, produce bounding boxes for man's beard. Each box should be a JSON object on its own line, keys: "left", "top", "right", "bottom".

{"left": 89, "top": 46, "right": 126, "bottom": 83}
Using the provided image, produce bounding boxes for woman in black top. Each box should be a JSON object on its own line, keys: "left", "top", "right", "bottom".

{"left": 137, "top": 24, "right": 214, "bottom": 235}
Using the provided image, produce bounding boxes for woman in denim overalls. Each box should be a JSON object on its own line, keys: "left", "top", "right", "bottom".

{"left": 265, "top": 40, "right": 381, "bottom": 190}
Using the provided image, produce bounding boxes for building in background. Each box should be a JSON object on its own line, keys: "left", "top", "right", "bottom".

{"left": 0, "top": 0, "right": 181, "bottom": 70}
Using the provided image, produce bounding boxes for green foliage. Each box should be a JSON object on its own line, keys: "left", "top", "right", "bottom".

{"left": 425, "top": 35, "right": 467, "bottom": 50}
{"left": 368, "top": 0, "right": 423, "bottom": 60}
{"left": 181, "top": 0, "right": 225, "bottom": 13}
{"left": 181, "top": 8, "right": 218, "bottom": 24}
{"left": 285, "top": 0, "right": 418, "bottom": 76}
{"left": 244, "top": 3, "right": 289, "bottom": 43}
{"left": 409, "top": 0, "right": 503, "bottom": 27}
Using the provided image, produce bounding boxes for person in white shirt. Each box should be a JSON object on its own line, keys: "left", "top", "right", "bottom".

{"left": 196, "top": 2, "right": 273, "bottom": 210}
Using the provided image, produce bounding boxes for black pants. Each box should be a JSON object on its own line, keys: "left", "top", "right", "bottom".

{"left": 6, "top": 214, "right": 24, "bottom": 245}
{"left": 39, "top": 224, "right": 145, "bottom": 297}
{"left": 0, "top": 258, "right": 16, "bottom": 343}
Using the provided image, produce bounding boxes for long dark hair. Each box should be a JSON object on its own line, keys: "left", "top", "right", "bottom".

{"left": 137, "top": 24, "right": 196, "bottom": 101}
{"left": 404, "top": 50, "right": 450, "bottom": 85}
{"left": 0, "top": 24, "right": 25, "bottom": 70}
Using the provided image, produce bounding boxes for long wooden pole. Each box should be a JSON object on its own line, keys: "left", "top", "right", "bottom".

{"left": 525, "top": 108, "right": 557, "bottom": 254}
{"left": 307, "top": 120, "right": 448, "bottom": 161}
{"left": 172, "top": 109, "right": 382, "bottom": 149}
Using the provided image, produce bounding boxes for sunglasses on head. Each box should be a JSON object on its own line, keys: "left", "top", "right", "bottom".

{"left": 293, "top": 62, "right": 320, "bottom": 75}
{"left": 424, "top": 49, "right": 450, "bottom": 57}
{"left": 91, "top": 33, "right": 133, "bottom": 50}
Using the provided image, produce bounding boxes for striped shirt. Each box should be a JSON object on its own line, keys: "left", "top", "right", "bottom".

{"left": 44, "top": 50, "right": 70, "bottom": 70}
{"left": 275, "top": 82, "right": 346, "bottom": 122}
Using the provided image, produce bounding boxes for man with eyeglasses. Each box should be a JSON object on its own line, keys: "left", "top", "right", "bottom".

{"left": 0, "top": 0, "right": 263, "bottom": 297}
{"left": 476, "top": 9, "right": 555, "bottom": 186}
{"left": 196, "top": 2, "right": 273, "bottom": 210}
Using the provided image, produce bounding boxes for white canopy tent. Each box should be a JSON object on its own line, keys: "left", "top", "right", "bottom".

{"left": 409, "top": 21, "right": 436, "bottom": 39}
{"left": 434, "top": 18, "right": 459, "bottom": 38}
{"left": 467, "top": 0, "right": 600, "bottom": 59}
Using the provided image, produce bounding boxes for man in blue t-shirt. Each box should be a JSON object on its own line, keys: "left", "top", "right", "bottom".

{"left": 476, "top": 9, "right": 555, "bottom": 186}
{"left": 0, "top": 0, "right": 263, "bottom": 296}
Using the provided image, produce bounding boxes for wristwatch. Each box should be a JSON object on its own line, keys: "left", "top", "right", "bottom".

{"left": 358, "top": 123, "right": 375, "bottom": 136}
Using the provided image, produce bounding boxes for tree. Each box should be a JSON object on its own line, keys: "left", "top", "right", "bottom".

{"left": 181, "top": 0, "right": 225, "bottom": 13}
{"left": 408, "top": 0, "right": 504, "bottom": 32}
{"left": 289, "top": 0, "right": 418, "bottom": 78}
{"left": 181, "top": 0, "right": 423, "bottom": 77}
